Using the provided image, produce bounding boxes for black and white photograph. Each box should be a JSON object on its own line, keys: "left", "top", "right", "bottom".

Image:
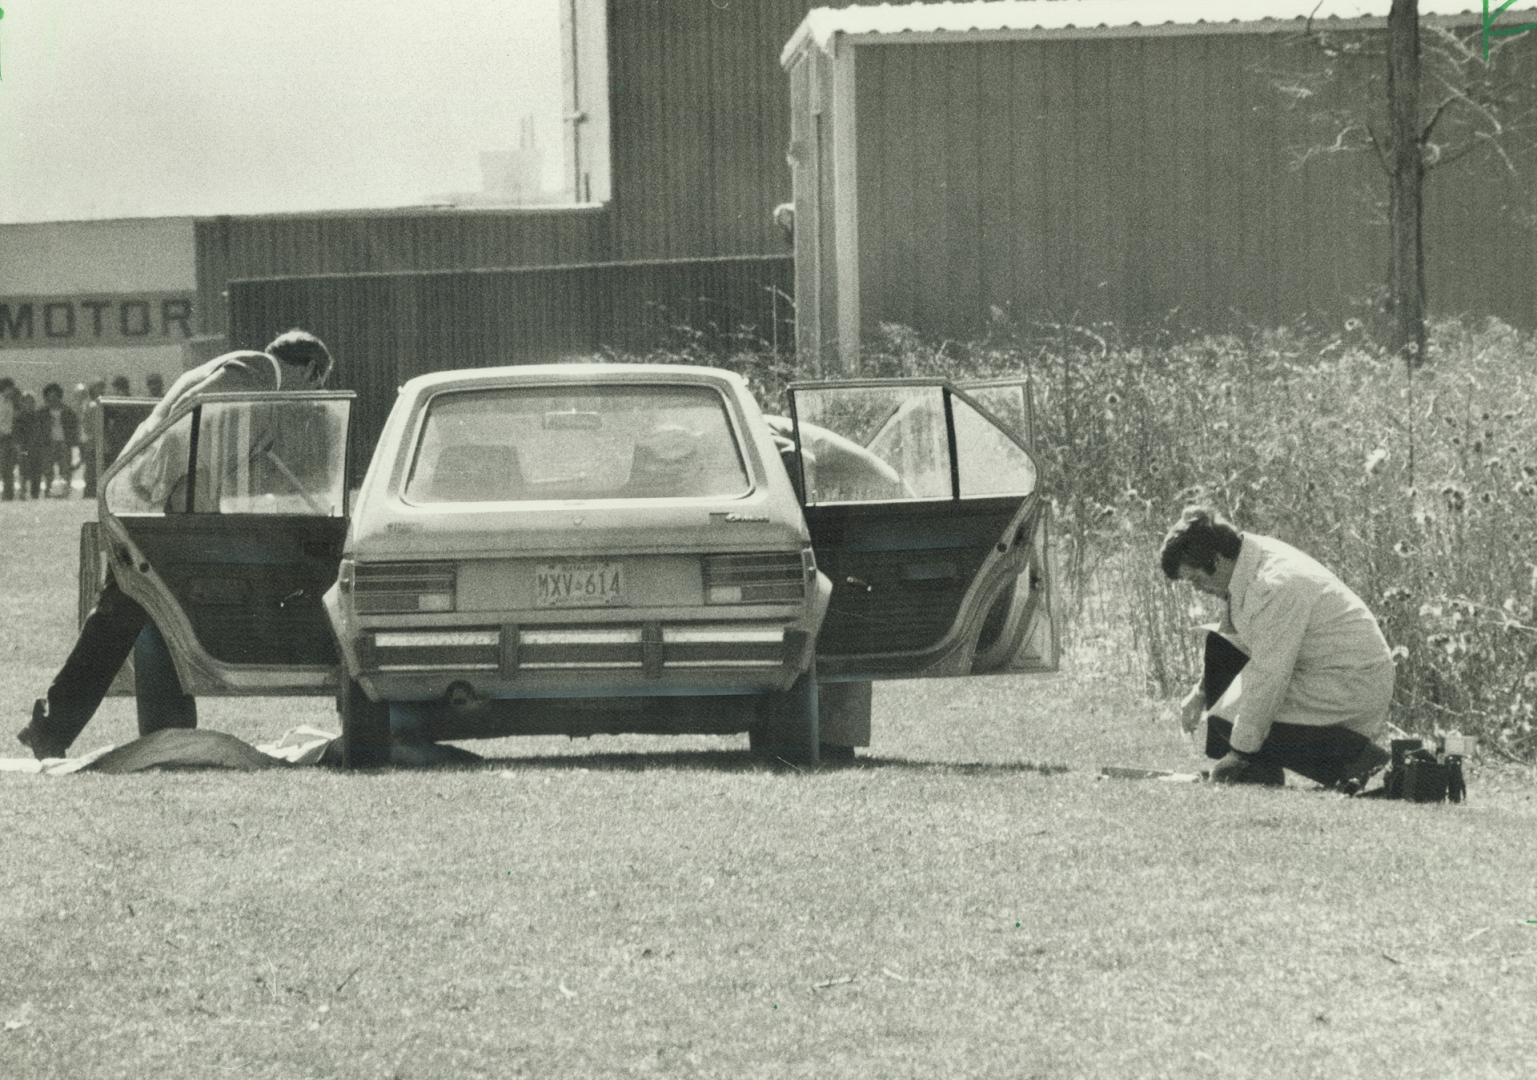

{"left": 3, "top": 1, "right": 1536, "bottom": 1076}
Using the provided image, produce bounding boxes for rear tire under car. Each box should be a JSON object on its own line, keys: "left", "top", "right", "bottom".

{"left": 751, "top": 667, "right": 820, "bottom": 767}
{"left": 339, "top": 675, "right": 391, "bottom": 769}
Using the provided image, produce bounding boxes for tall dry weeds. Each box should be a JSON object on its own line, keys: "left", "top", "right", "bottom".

{"left": 611, "top": 314, "right": 1537, "bottom": 761}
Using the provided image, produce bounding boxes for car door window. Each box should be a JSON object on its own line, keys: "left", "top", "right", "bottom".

{"left": 960, "top": 383, "right": 1032, "bottom": 446}
{"left": 794, "top": 384, "right": 1037, "bottom": 504}
{"left": 794, "top": 384, "right": 948, "bottom": 503}
{"left": 404, "top": 384, "right": 750, "bottom": 503}
{"left": 194, "top": 399, "right": 350, "bottom": 516}
{"left": 954, "top": 394, "right": 1037, "bottom": 498}
{"left": 103, "top": 399, "right": 350, "bottom": 517}
{"left": 104, "top": 412, "right": 194, "bottom": 515}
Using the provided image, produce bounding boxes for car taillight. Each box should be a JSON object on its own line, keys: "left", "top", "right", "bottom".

{"left": 703, "top": 551, "right": 806, "bottom": 604}
{"left": 352, "top": 561, "right": 457, "bottom": 614}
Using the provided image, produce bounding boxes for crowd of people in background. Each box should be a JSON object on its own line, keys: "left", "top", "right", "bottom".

{"left": 0, "top": 372, "right": 165, "bottom": 502}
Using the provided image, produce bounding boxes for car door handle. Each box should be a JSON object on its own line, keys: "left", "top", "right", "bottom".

{"left": 278, "top": 588, "right": 306, "bottom": 609}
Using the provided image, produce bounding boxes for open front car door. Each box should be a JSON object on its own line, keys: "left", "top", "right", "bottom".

{"left": 97, "top": 391, "right": 355, "bottom": 696}
{"left": 788, "top": 378, "right": 1057, "bottom": 681}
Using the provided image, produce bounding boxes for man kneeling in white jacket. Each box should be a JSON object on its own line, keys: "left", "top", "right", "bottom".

{"left": 1160, "top": 505, "right": 1394, "bottom": 788}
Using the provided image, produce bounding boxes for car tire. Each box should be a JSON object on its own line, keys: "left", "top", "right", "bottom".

{"left": 817, "top": 680, "right": 871, "bottom": 763}
{"left": 339, "top": 675, "right": 391, "bottom": 769}
{"left": 752, "top": 668, "right": 820, "bottom": 768}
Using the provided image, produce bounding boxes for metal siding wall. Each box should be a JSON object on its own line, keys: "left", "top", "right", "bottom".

{"left": 976, "top": 43, "right": 1018, "bottom": 323}
{"left": 228, "top": 256, "right": 793, "bottom": 465}
{"left": 852, "top": 32, "right": 1450, "bottom": 338}
{"left": 1422, "top": 30, "right": 1537, "bottom": 326}
{"left": 815, "top": 58, "right": 840, "bottom": 370}
{"left": 195, "top": 207, "right": 611, "bottom": 339}
{"left": 789, "top": 55, "right": 821, "bottom": 365}
{"left": 608, "top": 0, "right": 875, "bottom": 261}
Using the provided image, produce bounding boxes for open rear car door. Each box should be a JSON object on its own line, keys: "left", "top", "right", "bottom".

{"left": 96, "top": 391, "right": 354, "bottom": 696}
{"left": 787, "top": 378, "right": 1057, "bottom": 681}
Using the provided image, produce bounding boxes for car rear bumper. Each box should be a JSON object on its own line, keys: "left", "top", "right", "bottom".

{"left": 353, "top": 621, "right": 813, "bottom": 701}
{"left": 326, "top": 570, "right": 831, "bottom": 701}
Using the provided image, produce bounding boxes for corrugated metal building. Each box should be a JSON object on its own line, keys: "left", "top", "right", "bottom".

{"left": 194, "top": 204, "right": 611, "bottom": 337}
{"left": 229, "top": 255, "right": 794, "bottom": 464}
{"left": 214, "top": 0, "right": 1537, "bottom": 396}
{"left": 591, "top": 0, "right": 833, "bottom": 260}
{"left": 782, "top": 0, "right": 1537, "bottom": 367}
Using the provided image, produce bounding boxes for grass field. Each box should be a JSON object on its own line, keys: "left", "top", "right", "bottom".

{"left": 3, "top": 499, "right": 1535, "bottom": 1080}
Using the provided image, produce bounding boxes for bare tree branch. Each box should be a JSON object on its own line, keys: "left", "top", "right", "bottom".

{"left": 1436, "top": 128, "right": 1519, "bottom": 174}
{"left": 1420, "top": 93, "right": 1460, "bottom": 145}
{"left": 1300, "top": 6, "right": 1388, "bottom": 61}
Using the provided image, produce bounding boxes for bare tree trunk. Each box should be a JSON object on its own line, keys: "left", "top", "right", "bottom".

{"left": 1387, "top": 0, "right": 1427, "bottom": 365}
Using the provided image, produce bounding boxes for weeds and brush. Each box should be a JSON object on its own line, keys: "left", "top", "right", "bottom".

{"left": 609, "top": 313, "right": 1537, "bottom": 762}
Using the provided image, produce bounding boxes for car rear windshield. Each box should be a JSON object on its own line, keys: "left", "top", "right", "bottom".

{"left": 404, "top": 383, "right": 752, "bottom": 503}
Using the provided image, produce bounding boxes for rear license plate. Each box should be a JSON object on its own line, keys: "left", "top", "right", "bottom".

{"left": 534, "top": 562, "right": 625, "bottom": 607}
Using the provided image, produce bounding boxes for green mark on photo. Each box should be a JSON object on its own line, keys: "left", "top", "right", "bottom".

{"left": 1484, "top": 0, "right": 1537, "bottom": 60}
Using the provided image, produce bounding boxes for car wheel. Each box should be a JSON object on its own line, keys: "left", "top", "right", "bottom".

{"left": 752, "top": 668, "right": 820, "bottom": 768}
{"left": 817, "top": 680, "right": 871, "bottom": 763}
{"left": 339, "top": 675, "right": 391, "bottom": 769}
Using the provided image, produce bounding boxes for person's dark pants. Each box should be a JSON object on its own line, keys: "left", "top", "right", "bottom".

{"left": 20, "top": 449, "right": 43, "bottom": 498}
{"left": 81, "top": 443, "right": 98, "bottom": 498}
{"left": 0, "top": 435, "right": 15, "bottom": 500}
{"left": 45, "top": 441, "right": 72, "bottom": 494}
{"left": 1201, "top": 632, "right": 1382, "bottom": 787}
{"left": 36, "top": 570, "right": 196, "bottom": 752}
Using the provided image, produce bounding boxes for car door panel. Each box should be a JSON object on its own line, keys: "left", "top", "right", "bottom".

{"left": 789, "top": 379, "right": 1055, "bottom": 680}
{"left": 972, "top": 499, "right": 1058, "bottom": 675}
{"left": 98, "top": 391, "right": 354, "bottom": 695}
{"left": 111, "top": 515, "right": 346, "bottom": 666}
{"left": 808, "top": 498, "right": 1029, "bottom": 662}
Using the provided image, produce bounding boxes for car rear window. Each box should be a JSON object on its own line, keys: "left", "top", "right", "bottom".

{"left": 404, "top": 383, "right": 752, "bottom": 503}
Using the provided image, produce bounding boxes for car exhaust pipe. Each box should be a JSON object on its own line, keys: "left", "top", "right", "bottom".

{"left": 445, "top": 680, "right": 486, "bottom": 712}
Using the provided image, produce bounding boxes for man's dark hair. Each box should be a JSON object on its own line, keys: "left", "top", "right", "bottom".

{"left": 1159, "top": 505, "right": 1243, "bottom": 580}
{"left": 42, "top": 382, "right": 63, "bottom": 400}
{"left": 0, "top": 377, "right": 15, "bottom": 393}
{"left": 266, "top": 329, "right": 332, "bottom": 379}
{"left": 110, "top": 375, "right": 131, "bottom": 395}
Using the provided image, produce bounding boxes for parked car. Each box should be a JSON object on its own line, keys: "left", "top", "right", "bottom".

{"left": 88, "top": 363, "right": 1055, "bottom": 768}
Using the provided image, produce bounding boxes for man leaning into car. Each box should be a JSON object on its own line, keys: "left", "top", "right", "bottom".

{"left": 16, "top": 330, "right": 335, "bottom": 760}
{"left": 1160, "top": 505, "right": 1394, "bottom": 788}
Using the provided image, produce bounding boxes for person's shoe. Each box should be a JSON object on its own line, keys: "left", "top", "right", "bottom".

{"left": 1211, "top": 751, "right": 1285, "bottom": 786}
{"left": 1247, "top": 761, "right": 1286, "bottom": 786}
{"left": 17, "top": 700, "right": 70, "bottom": 760}
{"left": 1339, "top": 742, "right": 1392, "bottom": 790}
